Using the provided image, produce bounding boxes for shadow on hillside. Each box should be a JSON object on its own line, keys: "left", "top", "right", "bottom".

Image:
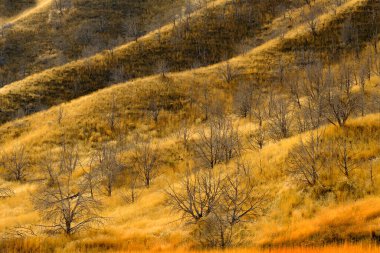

{"left": 0, "top": 0, "right": 37, "bottom": 17}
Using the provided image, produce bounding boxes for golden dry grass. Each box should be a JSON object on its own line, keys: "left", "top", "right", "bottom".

{"left": 0, "top": 0, "right": 373, "bottom": 124}
{"left": 0, "top": 0, "right": 379, "bottom": 252}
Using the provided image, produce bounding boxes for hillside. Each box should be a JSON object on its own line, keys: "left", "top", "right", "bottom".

{"left": 0, "top": 0, "right": 37, "bottom": 18}
{"left": 0, "top": 0, "right": 379, "bottom": 252}
{"left": 0, "top": 0, "right": 188, "bottom": 85}
{"left": 0, "top": 0, "right": 307, "bottom": 124}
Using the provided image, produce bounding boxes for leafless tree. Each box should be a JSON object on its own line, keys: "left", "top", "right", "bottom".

{"left": 326, "top": 64, "right": 359, "bottom": 127}
{"left": 199, "top": 85, "right": 211, "bottom": 120}
{"left": 33, "top": 143, "right": 103, "bottom": 235}
{"left": 57, "top": 106, "right": 64, "bottom": 125}
{"left": 302, "top": 62, "right": 329, "bottom": 129}
{"left": 167, "top": 163, "right": 268, "bottom": 248}
{"left": 268, "top": 97, "right": 293, "bottom": 140}
{"left": 287, "top": 71, "right": 302, "bottom": 109}
{"left": 177, "top": 120, "right": 193, "bottom": 151}
{"left": 303, "top": 7, "right": 318, "bottom": 40}
{"left": 148, "top": 99, "right": 160, "bottom": 124}
{"left": 219, "top": 61, "right": 239, "bottom": 83}
{"left": 252, "top": 87, "right": 266, "bottom": 127}
{"left": 131, "top": 139, "right": 160, "bottom": 188}
{"left": 39, "top": 150, "right": 57, "bottom": 186}
{"left": 358, "top": 62, "right": 368, "bottom": 116}
{"left": 248, "top": 125, "right": 266, "bottom": 150}
{"left": 213, "top": 162, "right": 268, "bottom": 248}
{"left": 327, "top": 93, "right": 357, "bottom": 127}
{"left": 123, "top": 167, "right": 140, "bottom": 204}
{"left": 156, "top": 60, "right": 169, "bottom": 78}
{"left": 97, "top": 143, "right": 123, "bottom": 196}
{"left": 166, "top": 169, "right": 222, "bottom": 222}
{"left": 373, "top": 53, "right": 380, "bottom": 77}
{"left": 106, "top": 95, "right": 119, "bottom": 132}
{"left": 193, "top": 117, "right": 240, "bottom": 169}
{"left": 287, "top": 130, "right": 325, "bottom": 187}
{"left": 334, "top": 134, "right": 359, "bottom": 180}
{"left": 81, "top": 155, "right": 102, "bottom": 199}
{"left": 234, "top": 82, "right": 254, "bottom": 118}
{"left": 1, "top": 145, "right": 31, "bottom": 182}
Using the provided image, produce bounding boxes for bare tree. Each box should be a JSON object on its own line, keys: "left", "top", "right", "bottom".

{"left": 358, "top": 62, "right": 368, "bottom": 116}
{"left": 302, "top": 62, "right": 329, "bottom": 129}
{"left": 167, "top": 163, "right": 268, "bottom": 248}
{"left": 177, "top": 120, "right": 193, "bottom": 151}
{"left": 373, "top": 52, "right": 380, "bottom": 77}
{"left": 34, "top": 143, "right": 103, "bottom": 235}
{"left": 287, "top": 71, "right": 302, "bottom": 109}
{"left": 97, "top": 143, "right": 123, "bottom": 196}
{"left": 219, "top": 61, "right": 239, "bottom": 83}
{"left": 123, "top": 167, "right": 140, "bottom": 204}
{"left": 81, "top": 155, "right": 102, "bottom": 199}
{"left": 106, "top": 95, "right": 119, "bottom": 132}
{"left": 199, "top": 85, "right": 211, "bottom": 120}
{"left": 303, "top": 7, "right": 318, "bottom": 40}
{"left": 327, "top": 65, "right": 358, "bottom": 127}
{"left": 268, "top": 97, "right": 292, "bottom": 140}
{"left": 57, "top": 106, "right": 64, "bottom": 125}
{"left": 252, "top": 87, "right": 266, "bottom": 127}
{"left": 53, "top": 0, "right": 72, "bottom": 15}
{"left": 131, "top": 139, "right": 160, "bottom": 188}
{"left": 166, "top": 169, "right": 222, "bottom": 222}
{"left": 193, "top": 117, "right": 240, "bottom": 169}
{"left": 148, "top": 99, "right": 160, "bottom": 124}
{"left": 334, "top": 135, "right": 359, "bottom": 180}
{"left": 156, "top": 60, "right": 169, "bottom": 78}
{"left": 248, "top": 125, "right": 266, "bottom": 150}
{"left": 234, "top": 82, "right": 254, "bottom": 118}
{"left": 213, "top": 162, "right": 268, "bottom": 248}
{"left": 287, "top": 130, "right": 325, "bottom": 187}
{"left": 1, "top": 145, "right": 31, "bottom": 182}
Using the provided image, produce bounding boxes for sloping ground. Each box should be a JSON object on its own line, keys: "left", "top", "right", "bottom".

{"left": 0, "top": 0, "right": 188, "bottom": 85}
{"left": 0, "top": 0, "right": 306, "bottom": 124}
{"left": 260, "top": 197, "right": 380, "bottom": 246}
{"left": 0, "top": 113, "right": 378, "bottom": 252}
{"left": 0, "top": 0, "right": 37, "bottom": 18}
{"left": 0, "top": 0, "right": 377, "bottom": 150}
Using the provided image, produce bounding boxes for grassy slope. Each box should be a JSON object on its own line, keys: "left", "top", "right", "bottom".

{"left": 0, "top": 0, "right": 307, "bottom": 124}
{"left": 0, "top": 0, "right": 187, "bottom": 85}
{"left": 0, "top": 0, "right": 379, "bottom": 251}
{"left": 0, "top": 113, "right": 378, "bottom": 252}
{"left": 0, "top": 0, "right": 37, "bottom": 18}
{"left": 0, "top": 0, "right": 378, "bottom": 127}
{"left": 0, "top": 0, "right": 377, "bottom": 151}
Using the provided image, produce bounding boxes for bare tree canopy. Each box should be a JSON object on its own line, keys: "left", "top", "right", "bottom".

{"left": 33, "top": 143, "right": 104, "bottom": 235}
{"left": 193, "top": 117, "right": 240, "bottom": 168}
{"left": 287, "top": 130, "right": 326, "bottom": 187}
{"left": 1, "top": 145, "right": 31, "bottom": 182}
{"left": 97, "top": 142, "right": 123, "bottom": 196}
{"left": 166, "top": 169, "right": 222, "bottom": 222}
{"left": 166, "top": 162, "right": 268, "bottom": 248}
{"left": 131, "top": 138, "right": 160, "bottom": 188}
